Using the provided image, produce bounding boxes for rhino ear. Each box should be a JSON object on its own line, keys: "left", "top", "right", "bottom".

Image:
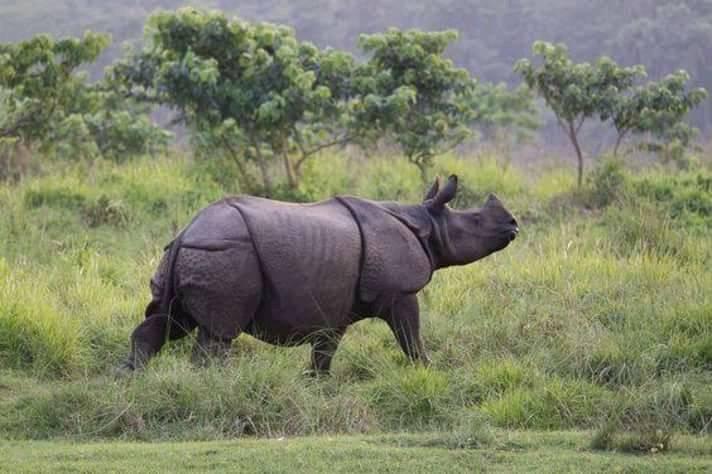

{"left": 424, "top": 177, "right": 440, "bottom": 202}
{"left": 485, "top": 193, "right": 501, "bottom": 207}
{"left": 428, "top": 174, "right": 458, "bottom": 209}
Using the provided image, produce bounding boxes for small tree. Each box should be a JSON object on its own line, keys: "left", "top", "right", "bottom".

{"left": 356, "top": 29, "right": 478, "bottom": 181}
{"left": 470, "top": 82, "right": 540, "bottom": 145}
{"left": 114, "top": 8, "right": 356, "bottom": 195}
{"left": 0, "top": 32, "right": 169, "bottom": 169}
{"left": 515, "top": 41, "right": 643, "bottom": 186}
{"left": 0, "top": 32, "right": 109, "bottom": 149}
{"left": 608, "top": 70, "right": 707, "bottom": 158}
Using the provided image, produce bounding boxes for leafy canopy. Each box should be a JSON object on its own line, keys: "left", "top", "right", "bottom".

{"left": 0, "top": 31, "right": 169, "bottom": 166}
{"left": 610, "top": 70, "right": 707, "bottom": 158}
{"left": 356, "top": 29, "right": 478, "bottom": 176}
{"left": 516, "top": 41, "right": 707, "bottom": 184}
{"left": 114, "top": 8, "right": 356, "bottom": 193}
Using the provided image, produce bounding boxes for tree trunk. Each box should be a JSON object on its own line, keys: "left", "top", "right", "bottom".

{"left": 252, "top": 144, "right": 273, "bottom": 196}
{"left": 219, "top": 137, "right": 251, "bottom": 193}
{"left": 613, "top": 130, "right": 627, "bottom": 157}
{"left": 410, "top": 156, "right": 429, "bottom": 184}
{"left": 567, "top": 120, "right": 585, "bottom": 187}
{"left": 282, "top": 151, "right": 298, "bottom": 189}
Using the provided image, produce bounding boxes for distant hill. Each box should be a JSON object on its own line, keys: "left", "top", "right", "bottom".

{"left": 2, "top": 1, "right": 711, "bottom": 133}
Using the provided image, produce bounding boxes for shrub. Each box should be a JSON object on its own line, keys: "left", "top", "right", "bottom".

{"left": 81, "top": 195, "right": 130, "bottom": 227}
{"left": 481, "top": 377, "right": 609, "bottom": 429}
{"left": 0, "top": 263, "right": 82, "bottom": 376}
{"left": 584, "top": 158, "right": 628, "bottom": 208}
{"left": 367, "top": 367, "right": 451, "bottom": 429}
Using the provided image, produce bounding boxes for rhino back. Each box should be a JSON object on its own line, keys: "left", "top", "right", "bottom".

{"left": 181, "top": 199, "right": 252, "bottom": 250}
{"left": 233, "top": 197, "right": 361, "bottom": 339}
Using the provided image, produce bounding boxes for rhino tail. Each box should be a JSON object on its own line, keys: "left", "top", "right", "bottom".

{"left": 157, "top": 228, "right": 187, "bottom": 316}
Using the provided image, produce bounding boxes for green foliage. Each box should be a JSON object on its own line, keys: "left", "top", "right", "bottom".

{"left": 0, "top": 259, "right": 82, "bottom": 377}
{"left": 0, "top": 32, "right": 169, "bottom": 169}
{"left": 516, "top": 42, "right": 645, "bottom": 186}
{"left": 114, "top": 8, "right": 356, "bottom": 194}
{"left": 81, "top": 195, "right": 130, "bottom": 228}
{"left": 0, "top": 32, "right": 108, "bottom": 147}
{"left": 611, "top": 70, "right": 708, "bottom": 159}
{"left": 366, "top": 367, "right": 452, "bottom": 429}
{"left": 518, "top": 41, "right": 707, "bottom": 184}
{"left": 356, "top": 29, "right": 478, "bottom": 178}
{"left": 470, "top": 83, "right": 539, "bottom": 143}
{"left": 633, "top": 171, "right": 712, "bottom": 229}
{"left": 582, "top": 158, "right": 628, "bottom": 208}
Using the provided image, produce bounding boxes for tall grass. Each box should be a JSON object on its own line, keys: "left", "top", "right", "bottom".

{"left": 0, "top": 152, "right": 710, "bottom": 444}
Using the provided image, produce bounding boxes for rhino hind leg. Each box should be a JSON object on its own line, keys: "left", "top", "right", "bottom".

{"left": 120, "top": 311, "right": 195, "bottom": 372}
{"left": 177, "top": 246, "right": 262, "bottom": 366}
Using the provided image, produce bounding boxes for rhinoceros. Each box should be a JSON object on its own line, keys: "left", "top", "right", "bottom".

{"left": 119, "top": 175, "right": 518, "bottom": 374}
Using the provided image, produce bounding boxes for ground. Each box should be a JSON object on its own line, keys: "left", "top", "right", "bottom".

{"left": 2, "top": 431, "right": 711, "bottom": 473}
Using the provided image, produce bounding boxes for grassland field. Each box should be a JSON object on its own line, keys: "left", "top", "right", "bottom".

{"left": 0, "top": 151, "right": 711, "bottom": 470}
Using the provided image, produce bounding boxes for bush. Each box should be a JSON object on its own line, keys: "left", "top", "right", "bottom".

{"left": 633, "top": 171, "right": 712, "bottom": 228}
{"left": 583, "top": 158, "right": 628, "bottom": 208}
{"left": 367, "top": 367, "right": 451, "bottom": 429}
{"left": 81, "top": 195, "right": 130, "bottom": 227}
{"left": 0, "top": 262, "right": 82, "bottom": 376}
{"left": 461, "top": 358, "right": 536, "bottom": 403}
{"left": 481, "top": 377, "right": 609, "bottom": 429}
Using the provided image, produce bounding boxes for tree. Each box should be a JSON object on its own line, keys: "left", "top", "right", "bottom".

{"left": 0, "top": 32, "right": 110, "bottom": 149}
{"left": 0, "top": 32, "right": 169, "bottom": 171}
{"left": 607, "top": 70, "right": 707, "bottom": 157}
{"left": 515, "top": 41, "right": 644, "bottom": 186}
{"left": 470, "top": 82, "right": 539, "bottom": 144}
{"left": 113, "top": 8, "right": 356, "bottom": 194}
{"left": 356, "top": 29, "right": 478, "bottom": 180}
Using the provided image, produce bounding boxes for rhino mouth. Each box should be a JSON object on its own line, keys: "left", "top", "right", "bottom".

{"left": 508, "top": 227, "right": 519, "bottom": 241}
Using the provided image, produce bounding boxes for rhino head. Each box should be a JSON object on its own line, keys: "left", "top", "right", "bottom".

{"left": 421, "top": 174, "right": 519, "bottom": 269}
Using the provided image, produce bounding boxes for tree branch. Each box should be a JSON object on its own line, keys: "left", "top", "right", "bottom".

{"left": 291, "top": 126, "right": 353, "bottom": 173}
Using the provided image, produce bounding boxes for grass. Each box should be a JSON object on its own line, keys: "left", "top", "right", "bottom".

{"left": 0, "top": 152, "right": 711, "bottom": 457}
{"left": 1, "top": 431, "right": 711, "bottom": 473}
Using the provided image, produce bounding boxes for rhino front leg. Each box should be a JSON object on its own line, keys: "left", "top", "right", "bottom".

{"left": 382, "top": 294, "right": 431, "bottom": 365}
{"left": 307, "top": 329, "right": 345, "bottom": 377}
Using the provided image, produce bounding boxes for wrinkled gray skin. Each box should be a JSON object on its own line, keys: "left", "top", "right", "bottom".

{"left": 119, "top": 175, "right": 519, "bottom": 375}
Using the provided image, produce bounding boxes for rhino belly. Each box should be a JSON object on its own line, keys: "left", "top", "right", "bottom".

{"left": 237, "top": 199, "right": 362, "bottom": 345}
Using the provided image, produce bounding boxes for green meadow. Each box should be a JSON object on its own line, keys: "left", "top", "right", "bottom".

{"left": 0, "top": 152, "right": 710, "bottom": 469}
